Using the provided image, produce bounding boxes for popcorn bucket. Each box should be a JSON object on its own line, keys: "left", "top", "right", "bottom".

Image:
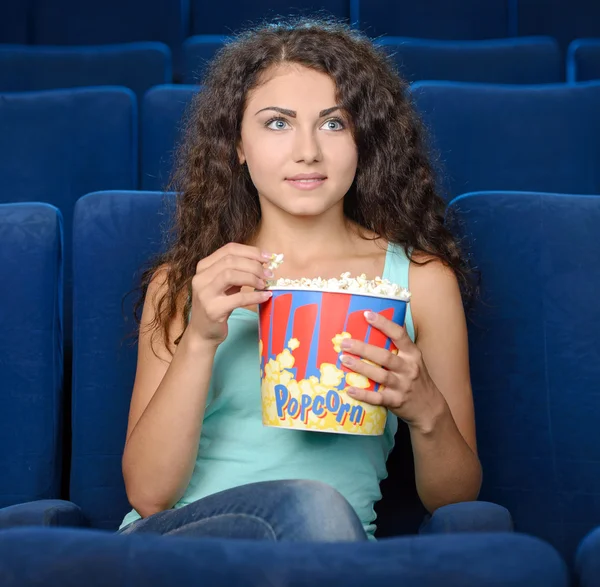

{"left": 258, "top": 289, "right": 408, "bottom": 436}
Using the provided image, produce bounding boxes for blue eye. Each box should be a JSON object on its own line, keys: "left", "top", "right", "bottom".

{"left": 321, "top": 118, "right": 345, "bottom": 131}
{"left": 265, "top": 118, "right": 289, "bottom": 130}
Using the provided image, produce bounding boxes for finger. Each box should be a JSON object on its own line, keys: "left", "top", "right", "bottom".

{"left": 340, "top": 338, "right": 398, "bottom": 370}
{"left": 344, "top": 386, "right": 392, "bottom": 407}
{"left": 196, "top": 243, "right": 273, "bottom": 274}
{"left": 200, "top": 256, "right": 271, "bottom": 291}
{"left": 364, "top": 310, "right": 411, "bottom": 349}
{"left": 340, "top": 352, "right": 394, "bottom": 388}
{"left": 217, "top": 290, "right": 273, "bottom": 315}
{"left": 210, "top": 268, "right": 267, "bottom": 295}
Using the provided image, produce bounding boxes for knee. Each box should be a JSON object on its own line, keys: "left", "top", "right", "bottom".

{"left": 420, "top": 501, "right": 514, "bottom": 535}
{"left": 278, "top": 480, "right": 367, "bottom": 542}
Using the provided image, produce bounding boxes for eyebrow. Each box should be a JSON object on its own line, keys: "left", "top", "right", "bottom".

{"left": 255, "top": 106, "right": 341, "bottom": 118}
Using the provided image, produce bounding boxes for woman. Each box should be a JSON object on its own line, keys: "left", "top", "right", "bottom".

{"left": 118, "top": 17, "right": 509, "bottom": 541}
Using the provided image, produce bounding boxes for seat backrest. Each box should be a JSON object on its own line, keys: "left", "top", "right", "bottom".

{"left": 0, "top": 2, "right": 29, "bottom": 43}
{"left": 0, "top": 43, "right": 171, "bottom": 100}
{"left": 0, "top": 203, "right": 64, "bottom": 507}
{"left": 141, "top": 85, "right": 200, "bottom": 190}
{"left": 0, "top": 87, "right": 137, "bottom": 346}
{"left": 190, "top": 0, "right": 349, "bottom": 35}
{"left": 31, "top": 0, "right": 188, "bottom": 72}
{"left": 360, "top": 0, "right": 511, "bottom": 39}
{"left": 182, "top": 35, "right": 228, "bottom": 84}
{"left": 447, "top": 190, "right": 600, "bottom": 562}
{"left": 567, "top": 39, "right": 600, "bottom": 82}
{"left": 71, "top": 190, "right": 173, "bottom": 529}
{"left": 411, "top": 81, "right": 600, "bottom": 201}
{"left": 376, "top": 36, "right": 562, "bottom": 84}
{"left": 517, "top": 0, "right": 600, "bottom": 53}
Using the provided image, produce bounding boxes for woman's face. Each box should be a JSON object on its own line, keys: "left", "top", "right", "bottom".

{"left": 237, "top": 63, "right": 358, "bottom": 218}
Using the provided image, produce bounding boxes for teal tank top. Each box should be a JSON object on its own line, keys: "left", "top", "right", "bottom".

{"left": 120, "top": 243, "right": 415, "bottom": 536}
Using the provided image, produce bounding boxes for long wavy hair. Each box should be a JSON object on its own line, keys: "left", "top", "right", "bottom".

{"left": 133, "top": 16, "right": 475, "bottom": 354}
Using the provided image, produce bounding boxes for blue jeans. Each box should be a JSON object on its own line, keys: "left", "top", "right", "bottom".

{"left": 118, "top": 479, "right": 513, "bottom": 541}
{"left": 118, "top": 480, "right": 368, "bottom": 542}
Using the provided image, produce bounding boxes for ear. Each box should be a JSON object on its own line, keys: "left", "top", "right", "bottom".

{"left": 236, "top": 141, "right": 246, "bottom": 165}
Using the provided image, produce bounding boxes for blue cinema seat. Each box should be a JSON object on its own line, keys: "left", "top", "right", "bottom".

{"left": 375, "top": 36, "right": 562, "bottom": 83}
{"left": 0, "top": 526, "right": 569, "bottom": 587}
{"left": 0, "top": 43, "right": 172, "bottom": 100}
{"left": 31, "top": 0, "right": 188, "bottom": 76}
{"left": 190, "top": 0, "right": 349, "bottom": 35}
{"left": 182, "top": 35, "right": 228, "bottom": 83}
{"left": 70, "top": 191, "right": 172, "bottom": 529}
{"left": 447, "top": 191, "right": 600, "bottom": 565}
{"left": 0, "top": 2, "right": 29, "bottom": 43}
{"left": 0, "top": 203, "right": 64, "bottom": 514}
{"left": 141, "top": 85, "right": 200, "bottom": 190}
{"left": 0, "top": 87, "right": 137, "bottom": 346}
{"left": 517, "top": 0, "right": 600, "bottom": 53}
{"left": 359, "top": 0, "right": 511, "bottom": 39}
{"left": 567, "top": 39, "right": 600, "bottom": 82}
{"left": 0, "top": 190, "right": 571, "bottom": 585}
{"left": 412, "top": 81, "right": 600, "bottom": 201}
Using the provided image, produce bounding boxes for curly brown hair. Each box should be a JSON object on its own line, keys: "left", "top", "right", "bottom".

{"left": 134, "top": 16, "right": 475, "bottom": 353}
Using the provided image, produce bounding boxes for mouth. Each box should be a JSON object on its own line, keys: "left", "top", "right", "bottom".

{"left": 285, "top": 177, "right": 327, "bottom": 190}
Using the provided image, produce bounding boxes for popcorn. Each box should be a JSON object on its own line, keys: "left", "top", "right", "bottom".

{"left": 263, "top": 253, "right": 410, "bottom": 300}
{"left": 265, "top": 253, "right": 284, "bottom": 272}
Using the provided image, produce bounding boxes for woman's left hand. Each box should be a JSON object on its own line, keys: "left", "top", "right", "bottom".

{"left": 340, "top": 310, "right": 447, "bottom": 432}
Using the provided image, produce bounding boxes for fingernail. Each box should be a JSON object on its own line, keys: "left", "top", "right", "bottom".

{"left": 341, "top": 339, "right": 352, "bottom": 350}
{"left": 261, "top": 252, "right": 274, "bottom": 260}
{"left": 364, "top": 311, "right": 376, "bottom": 321}
{"left": 346, "top": 388, "right": 357, "bottom": 396}
{"left": 340, "top": 354, "right": 353, "bottom": 366}
{"left": 263, "top": 268, "right": 274, "bottom": 278}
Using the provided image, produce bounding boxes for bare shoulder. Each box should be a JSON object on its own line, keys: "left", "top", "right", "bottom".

{"left": 408, "top": 251, "right": 464, "bottom": 341}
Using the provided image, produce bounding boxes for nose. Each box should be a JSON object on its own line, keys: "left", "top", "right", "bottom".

{"left": 291, "top": 126, "right": 322, "bottom": 164}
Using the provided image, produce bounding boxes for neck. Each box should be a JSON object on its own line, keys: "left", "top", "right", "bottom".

{"left": 252, "top": 206, "right": 358, "bottom": 267}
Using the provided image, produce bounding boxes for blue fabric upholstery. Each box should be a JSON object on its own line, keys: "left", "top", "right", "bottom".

{"left": 190, "top": 1, "right": 349, "bottom": 35}
{"left": 0, "top": 203, "right": 63, "bottom": 507}
{"left": 0, "top": 500, "right": 87, "bottom": 529}
{"left": 71, "top": 191, "right": 173, "bottom": 530}
{"left": 447, "top": 191, "right": 600, "bottom": 564}
{"left": 182, "top": 35, "right": 228, "bottom": 84}
{"left": 0, "top": 43, "right": 171, "bottom": 100}
{"left": 576, "top": 527, "right": 600, "bottom": 587}
{"left": 411, "top": 81, "right": 600, "bottom": 201}
{"left": 0, "top": 527, "right": 569, "bottom": 587}
{"left": 359, "top": 0, "right": 510, "bottom": 39}
{"left": 567, "top": 39, "right": 600, "bottom": 82}
{"left": 517, "top": 0, "right": 600, "bottom": 53}
{"left": 31, "top": 0, "right": 188, "bottom": 75}
{"left": 0, "top": 2, "right": 29, "bottom": 43}
{"left": 0, "top": 87, "right": 137, "bottom": 346}
{"left": 376, "top": 36, "right": 562, "bottom": 84}
{"left": 141, "top": 85, "right": 199, "bottom": 190}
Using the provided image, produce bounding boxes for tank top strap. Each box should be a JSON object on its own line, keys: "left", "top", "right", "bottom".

{"left": 382, "top": 242, "right": 415, "bottom": 343}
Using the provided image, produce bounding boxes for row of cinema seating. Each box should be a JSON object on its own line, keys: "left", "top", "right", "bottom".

{"left": 0, "top": 189, "right": 599, "bottom": 583}
{"left": 1, "top": 36, "right": 600, "bottom": 97}
{"left": 2, "top": 81, "right": 599, "bottom": 226}
{"left": 2, "top": 0, "right": 599, "bottom": 52}
{"left": 1, "top": 80, "right": 599, "bottom": 349}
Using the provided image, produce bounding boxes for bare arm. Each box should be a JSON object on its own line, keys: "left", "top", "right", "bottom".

{"left": 408, "top": 258, "right": 482, "bottom": 512}
{"left": 122, "top": 270, "right": 217, "bottom": 518}
{"left": 122, "top": 244, "right": 272, "bottom": 518}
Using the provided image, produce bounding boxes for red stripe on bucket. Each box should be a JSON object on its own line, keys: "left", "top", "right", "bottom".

{"left": 292, "top": 303, "right": 318, "bottom": 381}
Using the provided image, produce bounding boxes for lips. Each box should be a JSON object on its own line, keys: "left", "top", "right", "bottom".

{"left": 286, "top": 173, "right": 327, "bottom": 181}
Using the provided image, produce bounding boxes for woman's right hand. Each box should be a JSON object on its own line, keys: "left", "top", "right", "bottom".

{"left": 188, "top": 243, "right": 274, "bottom": 347}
